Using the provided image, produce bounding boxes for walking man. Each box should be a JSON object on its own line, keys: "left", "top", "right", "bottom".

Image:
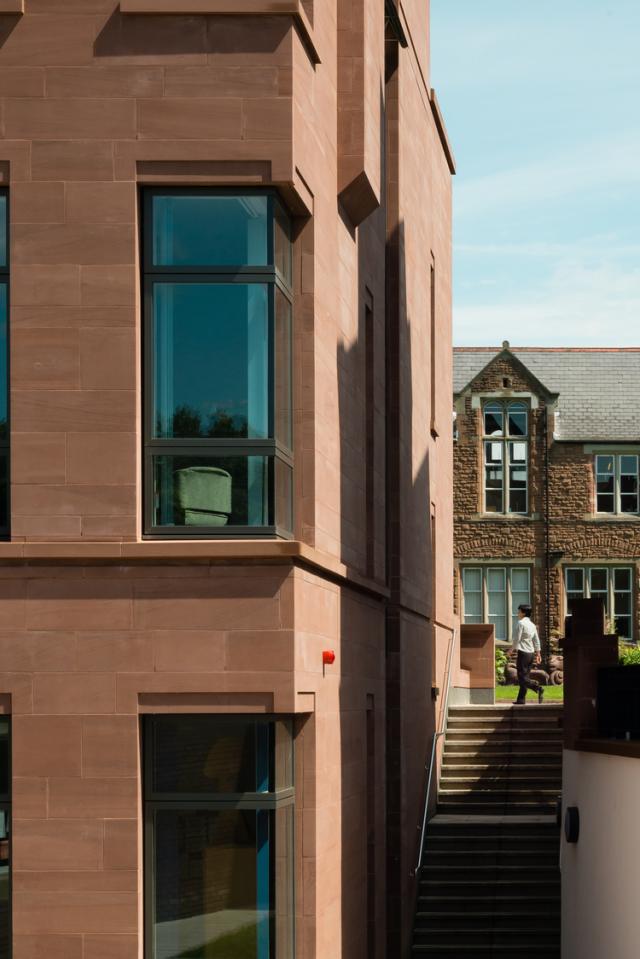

{"left": 512, "top": 604, "right": 544, "bottom": 705}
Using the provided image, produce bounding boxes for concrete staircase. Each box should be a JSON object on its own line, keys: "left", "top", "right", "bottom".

{"left": 412, "top": 704, "right": 562, "bottom": 957}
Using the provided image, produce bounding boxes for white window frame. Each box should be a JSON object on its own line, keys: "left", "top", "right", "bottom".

{"left": 594, "top": 454, "right": 640, "bottom": 515}
{"left": 564, "top": 565, "right": 634, "bottom": 640}
{"left": 461, "top": 565, "right": 532, "bottom": 642}
{"left": 482, "top": 401, "right": 529, "bottom": 515}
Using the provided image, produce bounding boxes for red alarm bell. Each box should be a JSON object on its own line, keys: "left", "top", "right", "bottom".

{"left": 322, "top": 650, "right": 336, "bottom": 666}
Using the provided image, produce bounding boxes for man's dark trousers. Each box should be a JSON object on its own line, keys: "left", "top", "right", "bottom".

{"left": 516, "top": 651, "right": 540, "bottom": 703}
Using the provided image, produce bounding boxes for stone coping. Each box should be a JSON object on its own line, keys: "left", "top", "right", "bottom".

{"left": 573, "top": 737, "right": 640, "bottom": 760}
{"left": 0, "top": 0, "right": 22, "bottom": 11}
{"left": 120, "top": 0, "right": 320, "bottom": 64}
{"left": 0, "top": 539, "right": 391, "bottom": 598}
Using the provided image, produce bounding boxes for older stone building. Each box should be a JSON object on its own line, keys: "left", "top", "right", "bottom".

{"left": 0, "top": 2, "right": 455, "bottom": 958}
{"left": 454, "top": 344, "right": 640, "bottom": 657}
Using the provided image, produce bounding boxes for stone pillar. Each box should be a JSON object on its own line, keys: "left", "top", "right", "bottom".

{"left": 562, "top": 598, "right": 618, "bottom": 748}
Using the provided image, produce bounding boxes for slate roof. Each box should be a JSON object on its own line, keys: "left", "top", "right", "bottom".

{"left": 453, "top": 347, "right": 640, "bottom": 442}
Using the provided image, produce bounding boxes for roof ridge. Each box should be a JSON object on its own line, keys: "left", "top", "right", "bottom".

{"left": 454, "top": 346, "right": 640, "bottom": 352}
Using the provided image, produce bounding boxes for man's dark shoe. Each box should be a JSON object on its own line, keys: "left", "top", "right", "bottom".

{"left": 538, "top": 685, "right": 545, "bottom": 704}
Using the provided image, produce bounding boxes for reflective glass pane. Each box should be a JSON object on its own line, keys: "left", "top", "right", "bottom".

{"left": 615, "top": 593, "right": 631, "bottom": 615}
{"left": 620, "top": 455, "right": 638, "bottom": 475}
{"left": 0, "top": 457, "right": 7, "bottom": 532}
{"left": 596, "top": 455, "right": 614, "bottom": 475}
{"left": 590, "top": 568, "right": 608, "bottom": 592}
{"left": 597, "top": 493, "right": 615, "bottom": 512}
{"left": 462, "top": 568, "right": 482, "bottom": 592}
{"left": 566, "top": 569, "right": 584, "bottom": 592}
{"left": 510, "top": 466, "right": 527, "bottom": 488}
{"left": 597, "top": 476, "right": 614, "bottom": 494}
{"left": 621, "top": 494, "right": 638, "bottom": 513}
{"left": 484, "top": 406, "right": 503, "bottom": 435}
{"left": 153, "top": 283, "right": 269, "bottom": 440}
{"left": 485, "top": 489, "right": 502, "bottom": 512}
{"left": 152, "top": 194, "right": 269, "bottom": 267}
{"left": 151, "top": 716, "right": 282, "bottom": 795}
{"left": 509, "top": 442, "right": 527, "bottom": 464}
{"left": 275, "top": 458, "right": 293, "bottom": 534}
{"left": 615, "top": 616, "right": 632, "bottom": 639}
{"left": 0, "top": 286, "right": 6, "bottom": 441}
{"left": 0, "top": 196, "right": 6, "bottom": 268}
{"left": 274, "top": 201, "right": 292, "bottom": 285}
{"left": 508, "top": 405, "right": 527, "bottom": 437}
{"left": 620, "top": 474, "right": 638, "bottom": 494}
{"left": 0, "top": 809, "right": 8, "bottom": 959}
{"left": 485, "top": 441, "right": 503, "bottom": 463}
{"left": 614, "top": 568, "right": 632, "bottom": 591}
{"left": 275, "top": 289, "right": 292, "bottom": 451}
{"left": 511, "top": 568, "right": 530, "bottom": 592}
{"left": 509, "top": 489, "right": 527, "bottom": 513}
{"left": 153, "top": 455, "right": 273, "bottom": 528}
{"left": 464, "top": 592, "right": 482, "bottom": 620}
{"left": 489, "top": 615, "right": 507, "bottom": 641}
{"left": 487, "top": 568, "right": 506, "bottom": 594}
{"left": 153, "top": 808, "right": 273, "bottom": 959}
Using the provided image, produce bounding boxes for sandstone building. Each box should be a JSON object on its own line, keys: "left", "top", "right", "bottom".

{"left": 0, "top": 2, "right": 454, "bottom": 957}
{"left": 454, "top": 344, "right": 640, "bottom": 656}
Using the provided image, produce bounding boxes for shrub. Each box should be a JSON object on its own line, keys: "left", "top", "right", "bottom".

{"left": 495, "top": 646, "right": 508, "bottom": 685}
{"left": 619, "top": 642, "right": 640, "bottom": 666}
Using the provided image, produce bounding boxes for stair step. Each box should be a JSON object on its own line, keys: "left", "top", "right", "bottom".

{"left": 412, "top": 947, "right": 560, "bottom": 957}
{"left": 422, "top": 849, "right": 559, "bottom": 862}
{"left": 440, "top": 774, "right": 561, "bottom": 783}
{"left": 422, "top": 862, "right": 559, "bottom": 873}
{"left": 415, "top": 910, "right": 560, "bottom": 927}
{"left": 413, "top": 929, "right": 560, "bottom": 946}
{"left": 437, "top": 803, "right": 557, "bottom": 815}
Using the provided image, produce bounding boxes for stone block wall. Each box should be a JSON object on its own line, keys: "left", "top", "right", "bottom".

{"left": 454, "top": 349, "right": 640, "bottom": 646}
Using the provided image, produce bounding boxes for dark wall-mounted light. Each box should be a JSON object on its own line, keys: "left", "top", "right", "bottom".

{"left": 565, "top": 806, "right": 580, "bottom": 843}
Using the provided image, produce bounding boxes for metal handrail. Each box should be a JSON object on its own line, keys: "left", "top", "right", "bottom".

{"left": 413, "top": 625, "right": 458, "bottom": 876}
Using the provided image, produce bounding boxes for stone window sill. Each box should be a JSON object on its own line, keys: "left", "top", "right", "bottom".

{"left": 0, "top": 1, "right": 23, "bottom": 12}
{"left": 586, "top": 514, "right": 640, "bottom": 522}
{"left": 470, "top": 513, "right": 541, "bottom": 522}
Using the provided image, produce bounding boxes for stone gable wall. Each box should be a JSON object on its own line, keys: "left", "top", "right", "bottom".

{"left": 454, "top": 351, "right": 640, "bottom": 643}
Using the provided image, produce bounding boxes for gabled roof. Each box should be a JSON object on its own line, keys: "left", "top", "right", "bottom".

{"left": 453, "top": 346, "right": 640, "bottom": 442}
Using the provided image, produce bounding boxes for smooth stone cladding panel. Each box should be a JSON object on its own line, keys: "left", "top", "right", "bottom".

{"left": 0, "top": 2, "right": 455, "bottom": 957}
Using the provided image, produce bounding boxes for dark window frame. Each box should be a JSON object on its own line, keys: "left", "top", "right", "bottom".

{"left": 482, "top": 399, "right": 529, "bottom": 515}
{"left": 0, "top": 190, "right": 9, "bottom": 539}
{"left": 594, "top": 453, "right": 640, "bottom": 515}
{"left": 0, "top": 717, "right": 10, "bottom": 959}
{"left": 142, "top": 188, "right": 294, "bottom": 539}
{"left": 143, "top": 714, "right": 294, "bottom": 959}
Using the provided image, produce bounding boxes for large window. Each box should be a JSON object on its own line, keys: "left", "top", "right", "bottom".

{"left": 461, "top": 566, "right": 531, "bottom": 642}
{"left": 143, "top": 190, "right": 293, "bottom": 537}
{"left": 0, "top": 193, "right": 8, "bottom": 536}
{"left": 483, "top": 401, "right": 528, "bottom": 514}
{"left": 565, "top": 566, "right": 633, "bottom": 639}
{"left": 144, "top": 715, "right": 294, "bottom": 959}
{"left": 0, "top": 720, "right": 9, "bottom": 959}
{"left": 595, "top": 454, "right": 639, "bottom": 514}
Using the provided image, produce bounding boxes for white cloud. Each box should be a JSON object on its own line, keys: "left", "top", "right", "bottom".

{"left": 454, "top": 261, "right": 640, "bottom": 346}
{"left": 454, "top": 132, "right": 640, "bottom": 221}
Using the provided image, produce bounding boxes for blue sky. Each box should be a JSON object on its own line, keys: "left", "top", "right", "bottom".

{"left": 431, "top": 0, "right": 640, "bottom": 346}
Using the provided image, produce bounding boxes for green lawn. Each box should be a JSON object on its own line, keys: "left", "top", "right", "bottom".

{"left": 495, "top": 684, "right": 564, "bottom": 703}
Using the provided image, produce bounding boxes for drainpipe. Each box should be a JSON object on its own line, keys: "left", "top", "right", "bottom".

{"left": 544, "top": 405, "right": 551, "bottom": 668}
